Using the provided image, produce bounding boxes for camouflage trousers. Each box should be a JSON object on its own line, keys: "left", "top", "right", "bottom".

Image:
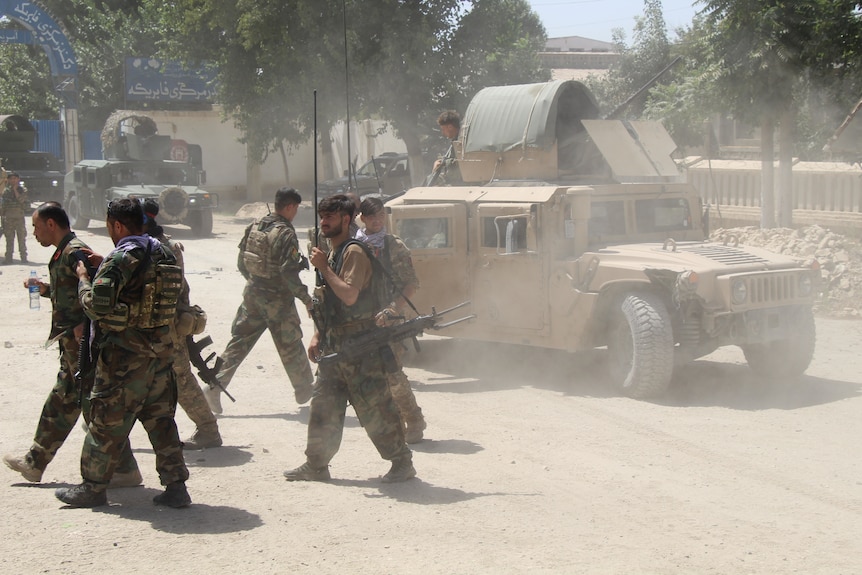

{"left": 387, "top": 343, "right": 423, "bottom": 426}
{"left": 217, "top": 284, "right": 313, "bottom": 393}
{"left": 3, "top": 216, "right": 26, "bottom": 260}
{"left": 82, "top": 344, "right": 188, "bottom": 489}
{"left": 174, "top": 334, "right": 218, "bottom": 433}
{"left": 304, "top": 348, "right": 409, "bottom": 468}
{"left": 26, "top": 334, "right": 138, "bottom": 474}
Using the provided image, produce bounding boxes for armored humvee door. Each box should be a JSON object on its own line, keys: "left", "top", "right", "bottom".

{"left": 388, "top": 202, "right": 468, "bottom": 314}
{"left": 581, "top": 120, "right": 682, "bottom": 182}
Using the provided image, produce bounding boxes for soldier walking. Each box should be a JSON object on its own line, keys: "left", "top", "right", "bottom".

{"left": 3, "top": 203, "right": 141, "bottom": 487}
{"left": 284, "top": 194, "right": 415, "bottom": 483}
{"left": 55, "top": 198, "right": 190, "bottom": 508}
{"left": 356, "top": 196, "right": 427, "bottom": 443}
{"left": 204, "top": 188, "right": 314, "bottom": 414}
{"left": 1, "top": 171, "right": 29, "bottom": 263}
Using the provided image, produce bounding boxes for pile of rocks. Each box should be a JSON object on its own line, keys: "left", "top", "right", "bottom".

{"left": 710, "top": 225, "right": 862, "bottom": 318}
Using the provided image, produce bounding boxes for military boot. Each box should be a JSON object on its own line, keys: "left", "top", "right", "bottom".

{"left": 55, "top": 482, "right": 108, "bottom": 508}
{"left": 283, "top": 461, "right": 331, "bottom": 482}
{"left": 381, "top": 455, "right": 417, "bottom": 483}
{"left": 3, "top": 453, "right": 43, "bottom": 483}
{"left": 294, "top": 382, "right": 314, "bottom": 405}
{"left": 153, "top": 481, "right": 191, "bottom": 508}
{"left": 183, "top": 426, "right": 223, "bottom": 450}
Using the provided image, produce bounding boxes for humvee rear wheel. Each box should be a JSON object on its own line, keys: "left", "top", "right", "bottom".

{"left": 188, "top": 210, "right": 213, "bottom": 237}
{"left": 741, "top": 307, "right": 816, "bottom": 379}
{"left": 66, "top": 195, "right": 90, "bottom": 230}
{"left": 607, "top": 292, "right": 674, "bottom": 398}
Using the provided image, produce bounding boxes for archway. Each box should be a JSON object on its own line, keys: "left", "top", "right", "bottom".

{"left": 0, "top": 0, "right": 80, "bottom": 169}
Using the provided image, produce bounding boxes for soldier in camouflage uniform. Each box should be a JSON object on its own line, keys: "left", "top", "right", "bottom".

{"left": 1, "top": 171, "right": 29, "bottom": 263}
{"left": 55, "top": 198, "right": 190, "bottom": 508}
{"left": 3, "top": 203, "right": 141, "bottom": 486}
{"left": 284, "top": 194, "right": 416, "bottom": 483}
{"left": 143, "top": 199, "right": 222, "bottom": 450}
{"left": 357, "top": 196, "right": 427, "bottom": 443}
{"left": 204, "top": 188, "right": 314, "bottom": 414}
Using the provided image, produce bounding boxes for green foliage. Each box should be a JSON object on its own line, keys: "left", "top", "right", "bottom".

{"left": 0, "top": 42, "right": 62, "bottom": 117}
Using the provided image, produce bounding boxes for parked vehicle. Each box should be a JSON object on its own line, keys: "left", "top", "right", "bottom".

{"left": 388, "top": 80, "right": 818, "bottom": 398}
{"left": 318, "top": 152, "right": 410, "bottom": 199}
{"left": 0, "top": 115, "right": 64, "bottom": 203}
{"left": 63, "top": 112, "right": 217, "bottom": 236}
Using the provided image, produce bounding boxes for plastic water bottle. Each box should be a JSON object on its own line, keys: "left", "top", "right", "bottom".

{"left": 28, "top": 270, "right": 40, "bottom": 311}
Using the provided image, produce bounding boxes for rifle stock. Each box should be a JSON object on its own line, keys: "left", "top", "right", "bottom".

{"left": 187, "top": 334, "right": 236, "bottom": 402}
{"left": 318, "top": 301, "right": 474, "bottom": 366}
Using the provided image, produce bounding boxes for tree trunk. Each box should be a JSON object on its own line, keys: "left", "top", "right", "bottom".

{"left": 400, "top": 129, "right": 425, "bottom": 187}
{"left": 278, "top": 140, "right": 290, "bottom": 185}
{"left": 777, "top": 107, "right": 795, "bottom": 227}
{"left": 760, "top": 118, "right": 775, "bottom": 228}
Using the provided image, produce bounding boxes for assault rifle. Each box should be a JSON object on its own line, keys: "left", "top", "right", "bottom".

{"left": 73, "top": 249, "right": 97, "bottom": 407}
{"left": 187, "top": 334, "right": 236, "bottom": 403}
{"left": 318, "top": 301, "right": 474, "bottom": 367}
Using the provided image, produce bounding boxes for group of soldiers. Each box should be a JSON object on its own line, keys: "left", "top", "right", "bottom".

{"left": 3, "top": 185, "right": 427, "bottom": 508}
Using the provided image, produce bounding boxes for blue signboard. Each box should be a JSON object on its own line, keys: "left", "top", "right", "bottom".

{"left": 125, "top": 57, "right": 217, "bottom": 102}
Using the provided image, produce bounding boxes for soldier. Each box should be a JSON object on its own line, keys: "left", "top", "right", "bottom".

{"left": 204, "top": 188, "right": 314, "bottom": 414}
{"left": 3, "top": 203, "right": 141, "bottom": 486}
{"left": 283, "top": 194, "right": 416, "bottom": 483}
{"left": 1, "top": 171, "right": 29, "bottom": 263}
{"left": 428, "top": 111, "right": 462, "bottom": 185}
{"left": 357, "top": 196, "right": 427, "bottom": 443}
{"left": 143, "top": 199, "right": 222, "bottom": 449}
{"left": 54, "top": 198, "right": 190, "bottom": 508}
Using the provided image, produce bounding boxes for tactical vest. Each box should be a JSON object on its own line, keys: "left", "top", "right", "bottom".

{"left": 242, "top": 217, "right": 286, "bottom": 279}
{"left": 322, "top": 240, "right": 389, "bottom": 329}
{"left": 96, "top": 243, "right": 183, "bottom": 331}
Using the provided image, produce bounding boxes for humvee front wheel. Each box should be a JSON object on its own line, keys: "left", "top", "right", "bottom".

{"left": 66, "top": 195, "right": 90, "bottom": 230}
{"left": 741, "top": 307, "right": 816, "bottom": 379}
{"left": 607, "top": 293, "right": 674, "bottom": 399}
{"left": 188, "top": 210, "right": 213, "bottom": 237}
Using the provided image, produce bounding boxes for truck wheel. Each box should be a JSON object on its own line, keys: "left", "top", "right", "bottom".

{"left": 66, "top": 195, "right": 90, "bottom": 230}
{"left": 188, "top": 210, "right": 213, "bottom": 237}
{"left": 607, "top": 292, "right": 674, "bottom": 399}
{"left": 742, "top": 307, "right": 816, "bottom": 379}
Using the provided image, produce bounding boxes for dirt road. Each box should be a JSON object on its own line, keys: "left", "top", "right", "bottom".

{"left": 1, "top": 210, "right": 860, "bottom": 574}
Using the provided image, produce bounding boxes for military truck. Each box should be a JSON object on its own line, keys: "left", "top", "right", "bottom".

{"left": 0, "top": 115, "right": 64, "bottom": 203}
{"left": 64, "top": 112, "right": 217, "bottom": 236}
{"left": 386, "top": 80, "right": 819, "bottom": 398}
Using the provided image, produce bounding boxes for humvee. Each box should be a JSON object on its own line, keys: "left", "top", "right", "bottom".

{"left": 64, "top": 112, "right": 218, "bottom": 236}
{"left": 386, "top": 80, "right": 818, "bottom": 398}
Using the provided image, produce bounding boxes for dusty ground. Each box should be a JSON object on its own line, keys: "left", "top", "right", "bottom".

{"left": 1, "top": 209, "right": 861, "bottom": 574}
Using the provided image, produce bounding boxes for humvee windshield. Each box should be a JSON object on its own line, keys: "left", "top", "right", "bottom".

{"left": 397, "top": 217, "right": 450, "bottom": 249}
{"left": 111, "top": 164, "right": 188, "bottom": 186}
{"left": 590, "top": 197, "right": 692, "bottom": 242}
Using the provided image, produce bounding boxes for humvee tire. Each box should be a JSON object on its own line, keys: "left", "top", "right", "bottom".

{"left": 741, "top": 307, "right": 816, "bottom": 379}
{"left": 66, "top": 194, "right": 90, "bottom": 230}
{"left": 608, "top": 292, "right": 674, "bottom": 398}
{"left": 188, "top": 209, "right": 213, "bottom": 237}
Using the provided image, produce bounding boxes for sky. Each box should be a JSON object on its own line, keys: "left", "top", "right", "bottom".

{"left": 527, "top": 0, "right": 702, "bottom": 43}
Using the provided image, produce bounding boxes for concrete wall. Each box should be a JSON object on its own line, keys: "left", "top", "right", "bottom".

{"left": 145, "top": 108, "right": 406, "bottom": 206}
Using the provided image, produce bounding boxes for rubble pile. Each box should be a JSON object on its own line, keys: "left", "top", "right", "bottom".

{"left": 710, "top": 225, "right": 862, "bottom": 318}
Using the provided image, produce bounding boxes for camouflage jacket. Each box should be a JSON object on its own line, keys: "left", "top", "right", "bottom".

{"left": 45, "top": 232, "right": 90, "bottom": 339}
{"left": 238, "top": 214, "right": 311, "bottom": 306}
{"left": 0, "top": 183, "right": 28, "bottom": 218}
{"left": 78, "top": 235, "right": 176, "bottom": 357}
{"left": 360, "top": 233, "right": 420, "bottom": 300}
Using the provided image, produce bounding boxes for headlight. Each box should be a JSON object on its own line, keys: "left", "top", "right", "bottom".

{"left": 731, "top": 279, "right": 747, "bottom": 305}
{"left": 798, "top": 274, "right": 813, "bottom": 297}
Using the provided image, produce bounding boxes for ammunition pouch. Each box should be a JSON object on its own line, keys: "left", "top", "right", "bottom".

{"left": 176, "top": 304, "right": 208, "bottom": 336}
{"left": 242, "top": 220, "right": 284, "bottom": 278}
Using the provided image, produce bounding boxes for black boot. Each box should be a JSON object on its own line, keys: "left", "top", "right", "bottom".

{"left": 153, "top": 481, "right": 191, "bottom": 508}
{"left": 55, "top": 482, "right": 108, "bottom": 507}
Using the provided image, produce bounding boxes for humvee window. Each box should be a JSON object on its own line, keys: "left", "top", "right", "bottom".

{"left": 86, "top": 171, "right": 96, "bottom": 186}
{"left": 635, "top": 198, "right": 691, "bottom": 233}
{"left": 589, "top": 201, "right": 626, "bottom": 238}
{"left": 481, "top": 215, "right": 528, "bottom": 253}
{"left": 74, "top": 170, "right": 82, "bottom": 184}
{"left": 397, "top": 217, "right": 449, "bottom": 249}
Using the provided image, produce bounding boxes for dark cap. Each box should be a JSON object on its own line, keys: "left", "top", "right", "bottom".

{"left": 7, "top": 171, "right": 19, "bottom": 178}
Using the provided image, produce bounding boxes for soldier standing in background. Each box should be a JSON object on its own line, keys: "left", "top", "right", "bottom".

{"left": 55, "top": 198, "right": 190, "bottom": 508}
{"left": 204, "top": 188, "right": 314, "bottom": 414}
{"left": 357, "top": 196, "right": 427, "bottom": 443}
{"left": 1, "top": 171, "right": 29, "bottom": 263}
{"left": 428, "top": 111, "right": 462, "bottom": 186}
{"left": 283, "top": 194, "right": 415, "bottom": 483}
{"left": 3, "top": 203, "right": 141, "bottom": 486}
{"left": 143, "top": 199, "right": 223, "bottom": 449}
